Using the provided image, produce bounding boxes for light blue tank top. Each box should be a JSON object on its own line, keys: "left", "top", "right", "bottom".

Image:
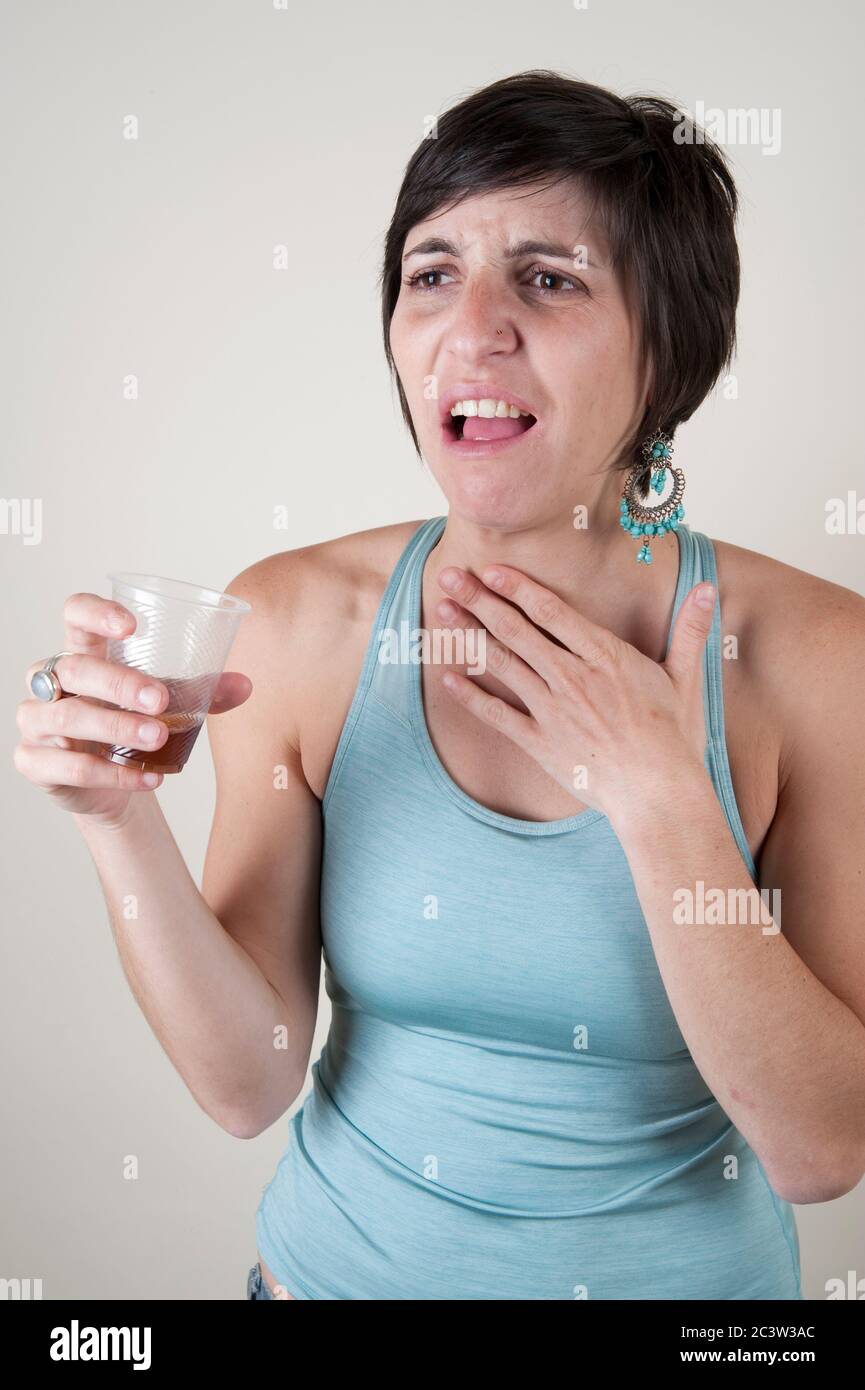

{"left": 256, "top": 516, "right": 803, "bottom": 1300}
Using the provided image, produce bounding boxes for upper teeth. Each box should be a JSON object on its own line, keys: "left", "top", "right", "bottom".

{"left": 450, "top": 398, "right": 530, "bottom": 418}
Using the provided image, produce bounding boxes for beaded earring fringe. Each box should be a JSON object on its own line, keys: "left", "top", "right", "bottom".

{"left": 620, "top": 429, "right": 685, "bottom": 565}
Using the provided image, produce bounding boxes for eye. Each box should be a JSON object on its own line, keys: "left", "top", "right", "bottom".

{"left": 405, "top": 267, "right": 455, "bottom": 292}
{"left": 527, "top": 265, "right": 584, "bottom": 295}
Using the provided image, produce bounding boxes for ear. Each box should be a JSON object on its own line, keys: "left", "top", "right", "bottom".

{"left": 663, "top": 583, "right": 716, "bottom": 686}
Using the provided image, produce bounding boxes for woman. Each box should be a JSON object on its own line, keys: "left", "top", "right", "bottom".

{"left": 16, "top": 71, "right": 865, "bottom": 1301}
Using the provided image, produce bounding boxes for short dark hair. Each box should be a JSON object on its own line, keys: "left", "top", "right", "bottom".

{"left": 380, "top": 69, "right": 740, "bottom": 472}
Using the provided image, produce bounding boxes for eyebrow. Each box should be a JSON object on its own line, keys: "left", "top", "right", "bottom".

{"left": 402, "top": 236, "right": 606, "bottom": 269}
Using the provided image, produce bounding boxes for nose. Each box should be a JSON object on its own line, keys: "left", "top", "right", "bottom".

{"left": 444, "top": 275, "right": 517, "bottom": 358}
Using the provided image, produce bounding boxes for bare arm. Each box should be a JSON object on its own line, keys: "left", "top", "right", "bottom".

{"left": 199, "top": 558, "right": 323, "bottom": 1135}
{"left": 610, "top": 586, "right": 865, "bottom": 1204}
{"left": 70, "top": 557, "right": 322, "bottom": 1137}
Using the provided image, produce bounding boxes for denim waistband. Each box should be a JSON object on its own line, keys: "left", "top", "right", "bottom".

{"left": 246, "top": 1262, "right": 273, "bottom": 1300}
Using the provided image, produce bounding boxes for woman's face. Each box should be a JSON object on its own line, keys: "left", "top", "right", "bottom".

{"left": 388, "top": 180, "right": 651, "bottom": 531}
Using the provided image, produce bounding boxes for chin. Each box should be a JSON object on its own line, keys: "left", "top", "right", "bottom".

{"left": 429, "top": 462, "right": 563, "bottom": 534}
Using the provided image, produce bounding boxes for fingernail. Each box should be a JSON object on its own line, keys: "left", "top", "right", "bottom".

{"left": 695, "top": 584, "right": 716, "bottom": 609}
{"left": 137, "top": 722, "right": 161, "bottom": 744}
{"left": 439, "top": 568, "right": 460, "bottom": 592}
{"left": 482, "top": 568, "right": 503, "bottom": 588}
{"left": 108, "top": 614, "right": 127, "bottom": 632}
{"left": 138, "top": 686, "right": 161, "bottom": 709}
{"left": 437, "top": 599, "right": 459, "bottom": 621}
{"left": 142, "top": 772, "right": 160, "bottom": 787}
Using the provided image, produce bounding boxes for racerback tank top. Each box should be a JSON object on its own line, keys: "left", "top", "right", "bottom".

{"left": 256, "top": 516, "right": 803, "bottom": 1300}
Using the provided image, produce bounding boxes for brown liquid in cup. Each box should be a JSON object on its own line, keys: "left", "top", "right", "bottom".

{"left": 101, "top": 674, "right": 214, "bottom": 774}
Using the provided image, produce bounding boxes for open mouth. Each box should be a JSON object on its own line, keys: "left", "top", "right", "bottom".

{"left": 444, "top": 401, "right": 538, "bottom": 445}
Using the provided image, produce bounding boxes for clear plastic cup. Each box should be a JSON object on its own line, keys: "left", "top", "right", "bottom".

{"left": 99, "top": 573, "right": 252, "bottom": 774}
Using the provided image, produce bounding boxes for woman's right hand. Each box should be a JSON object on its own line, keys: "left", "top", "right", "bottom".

{"left": 14, "top": 592, "right": 252, "bottom": 829}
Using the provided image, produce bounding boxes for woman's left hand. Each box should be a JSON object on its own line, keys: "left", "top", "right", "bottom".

{"left": 435, "top": 563, "right": 718, "bottom": 823}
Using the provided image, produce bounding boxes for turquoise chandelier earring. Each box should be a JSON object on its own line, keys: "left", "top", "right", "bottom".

{"left": 619, "top": 428, "right": 685, "bottom": 564}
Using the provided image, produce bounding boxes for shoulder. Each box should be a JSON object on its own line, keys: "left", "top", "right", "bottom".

{"left": 709, "top": 535, "right": 865, "bottom": 767}
{"left": 224, "top": 517, "right": 427, "bottom": 626}
{"left": 220, "top": 518, "right": 430, "bottom": 758}
{"left": 711, "top": 534, "right": 865, "bottom": 650}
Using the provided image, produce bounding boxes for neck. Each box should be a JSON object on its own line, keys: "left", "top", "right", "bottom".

{"left": 424, "top": 505, "right": 683, "bottom": 663}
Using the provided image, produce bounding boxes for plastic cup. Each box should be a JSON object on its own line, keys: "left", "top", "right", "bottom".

{"left": 99, "top": 572, "right": 252, "bottom": 774}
